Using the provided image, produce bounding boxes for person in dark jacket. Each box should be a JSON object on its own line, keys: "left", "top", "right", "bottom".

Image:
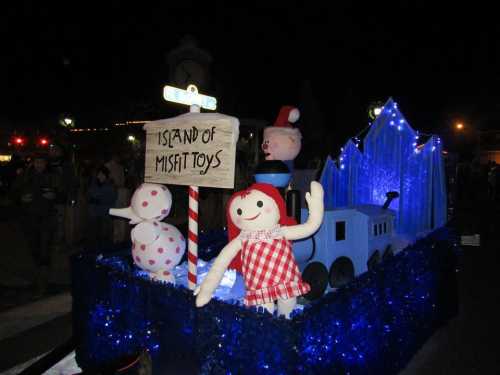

{"left": 13, "top": 152, "right": 60, "bottom": 296}
{"left": 48, "top": 143, "right": 79, "bottom": 248}
{"left": 86, "top": 166, "right": 117, "bottom": 251}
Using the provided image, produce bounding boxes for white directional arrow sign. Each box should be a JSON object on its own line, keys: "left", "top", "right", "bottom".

{"left": 163, "top": 84, "right": 217, "bottom": 111}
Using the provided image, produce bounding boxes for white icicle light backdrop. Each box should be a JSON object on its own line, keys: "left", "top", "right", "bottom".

{"left": 143, "top": 113, "right": 239, "bottom": 189}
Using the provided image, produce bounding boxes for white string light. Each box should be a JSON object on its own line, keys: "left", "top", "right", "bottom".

{"left": 334, "top": 100, "right": 444, "bottom": 165}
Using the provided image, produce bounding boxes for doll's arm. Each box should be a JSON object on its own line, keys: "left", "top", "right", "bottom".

{"left": 282, "top": 181, "right": 324, "bottom": 241}
{"left": 195, "top": 238, "right": 241, "bottom": 307}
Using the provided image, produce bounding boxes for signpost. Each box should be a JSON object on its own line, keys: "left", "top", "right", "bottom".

{"left": 144, "top": 114, "right": 239, "bottom": 189}
{"left": 163, "top": 84, "right": 217, "bottom": 111}
{"left": 145, "top": 84, "right": 239, "bottom": 290}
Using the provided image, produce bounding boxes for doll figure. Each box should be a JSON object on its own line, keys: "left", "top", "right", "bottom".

{"left": 262, "top": 106, "right": 302, "bottom": 164}
{"left": 195, "top": 181, "right": 324, "bottom": 318}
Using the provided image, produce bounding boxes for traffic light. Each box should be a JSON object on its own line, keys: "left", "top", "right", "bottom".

{"left": 11, "top": 135, "right": 26, "bottom": 147}
{"left": 38, "top": 137, "right": 50, "bottom": 147}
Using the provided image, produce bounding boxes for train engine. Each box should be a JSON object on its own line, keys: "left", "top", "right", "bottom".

{"left": 294, "top": 194, "right": 398, "bottom": 300}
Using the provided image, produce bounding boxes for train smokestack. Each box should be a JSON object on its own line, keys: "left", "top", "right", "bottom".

{"left": 382, "top": 191, "right": 400, "bottom": 210}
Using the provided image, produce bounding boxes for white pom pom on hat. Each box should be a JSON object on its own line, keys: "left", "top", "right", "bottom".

{"left": 273, "top": 105, "right": 300, "bottom": 128}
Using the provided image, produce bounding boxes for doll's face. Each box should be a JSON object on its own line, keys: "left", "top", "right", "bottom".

{"left": 262, "top": 130, "right": 301, "bottom": 161}
{"left": 229, "top": 190, "right": 280, "bottom": 231}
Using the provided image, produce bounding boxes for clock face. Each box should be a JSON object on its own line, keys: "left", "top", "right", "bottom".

{"left": 173, "top": 59, "right": 206, "bottom": 88}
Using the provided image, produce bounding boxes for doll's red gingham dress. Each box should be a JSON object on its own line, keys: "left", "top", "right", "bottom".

{"left": 240, "top": 226, "right": 310, "bottom": 306}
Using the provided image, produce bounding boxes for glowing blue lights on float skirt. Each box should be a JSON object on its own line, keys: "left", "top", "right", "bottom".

{"left": 72, "top": 227, "right": 459, "bottom": 375}
{"left": 320, "top": 98, "right": 447, "bottom": 236}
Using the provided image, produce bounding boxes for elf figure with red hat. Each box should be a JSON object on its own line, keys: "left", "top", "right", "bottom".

{"left": 262, "top": 105, "right": 302, "bottom": 167}
{"left": 195, "top": 181, "right": 324, "bottom": 318}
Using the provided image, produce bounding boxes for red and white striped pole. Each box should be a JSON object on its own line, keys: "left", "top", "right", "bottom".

{"left": 187, "top": 185, "right": 198, "bottom": 290}
{"left": 187, "top": 103, "right": 200, "bottom": 290}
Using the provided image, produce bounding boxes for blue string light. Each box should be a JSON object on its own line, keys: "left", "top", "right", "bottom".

{"left": 321, "top": 98, "right": 447, "bottom": 236}
{"left": 72, "top": 228, "right": 459, "bottom": 375}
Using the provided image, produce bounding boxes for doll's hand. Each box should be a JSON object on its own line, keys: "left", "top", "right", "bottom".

{"left": 305, "top": 181, "right": 324, "bottom": 210}
{"left": 194, "top": 285, "right": 213, "bottom": 307}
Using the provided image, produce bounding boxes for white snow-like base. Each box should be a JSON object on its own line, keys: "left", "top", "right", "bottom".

{"left": 0, "top": 351, "right": 81, "bottom": 375}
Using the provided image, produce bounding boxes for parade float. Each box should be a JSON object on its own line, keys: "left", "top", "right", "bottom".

{"left": 71, "top": 94, "right": 459, "bottom": 374}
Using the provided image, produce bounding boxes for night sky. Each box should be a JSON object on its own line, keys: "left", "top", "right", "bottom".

{"left": 1, "top": 2, "right": 498, "bottom": 154}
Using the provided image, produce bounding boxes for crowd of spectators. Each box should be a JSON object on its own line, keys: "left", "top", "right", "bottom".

{"left": 2, "top": 145, "right": 142, "bottom": 297}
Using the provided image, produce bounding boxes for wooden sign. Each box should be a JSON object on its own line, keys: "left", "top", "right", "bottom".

{"left": 144, "top": 113, "right": 239, "bottom": 189}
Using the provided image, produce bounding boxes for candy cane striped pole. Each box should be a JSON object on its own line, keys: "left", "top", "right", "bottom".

{"left": 187, "top": 185, "right": 198, "bottom": 290}
{"left": 187, "top": 103, "right": 201, "bottom": 290}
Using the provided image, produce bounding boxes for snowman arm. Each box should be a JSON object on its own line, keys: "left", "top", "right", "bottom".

{"left": 282, "top": 181, "right": 324, "bottom": 241}
{"left": 195, "top": 238, "right": 241, "bottom": 307}
{"left": 109, "top": 207, "right": 143, "bottom": 224}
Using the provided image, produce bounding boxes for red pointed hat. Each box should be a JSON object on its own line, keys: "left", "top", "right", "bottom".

{"left": 273, "top": 105, "right": 300, "bottom": 128}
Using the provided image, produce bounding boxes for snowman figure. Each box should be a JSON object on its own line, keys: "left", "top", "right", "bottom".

{"left": 109, "top": 183, "right": 185, "bottom": 283}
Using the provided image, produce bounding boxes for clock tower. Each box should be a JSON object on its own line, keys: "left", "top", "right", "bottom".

{"left": 167, "top": 35, "right": 213, "bottom": 91}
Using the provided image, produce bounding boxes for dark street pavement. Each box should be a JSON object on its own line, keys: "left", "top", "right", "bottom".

{"left": 400, "top": 198, "right": 500, "bottom": 374}
{"left": 0, "top": 195, "right": 499, "bottom": 374}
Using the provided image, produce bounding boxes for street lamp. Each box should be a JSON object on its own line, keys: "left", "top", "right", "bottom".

{"left": 59, "top": 115, "right": 75, "bottom": 128}
{"left": 368, "top": 101, "right": 384, "bottom": 121}
{"left": 455, "top": 122, "right": 464, "bottom": 131}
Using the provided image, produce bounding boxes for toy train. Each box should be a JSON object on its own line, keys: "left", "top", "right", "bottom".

{"left": 294, "top": 194, "right": 399, "bottom": 300}
{"left": 255, "top": 160, "right": 401, "bottom": 300}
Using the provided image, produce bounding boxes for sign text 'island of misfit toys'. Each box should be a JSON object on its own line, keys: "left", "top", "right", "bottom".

{"left": 143, "top": 114, "right": 239, "bottom": 189}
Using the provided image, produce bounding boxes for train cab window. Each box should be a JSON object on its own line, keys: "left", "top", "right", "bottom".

{"left": 378, "top": 223, "right": 382, "bottom": 235}
{"left": 336, "top": 221, "right": 346, "bottom": 241}
{"left": 373, "top": 224, "right": 378, "bottom": 236}
{"left": 384, "top": 222, "right": 387, "bottom": 233}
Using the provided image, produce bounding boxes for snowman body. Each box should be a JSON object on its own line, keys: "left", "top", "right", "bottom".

{"left": 132, "top": 221, "right": 185, "bottom": 283}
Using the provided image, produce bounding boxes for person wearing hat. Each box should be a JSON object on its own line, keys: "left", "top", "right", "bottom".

{"left": 13, "top": 152, "right": 60, "bottom": 297}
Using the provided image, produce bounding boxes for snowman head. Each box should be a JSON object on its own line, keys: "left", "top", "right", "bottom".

{"left": 262, "top": 127, "right": 302, "bottom": 161}
{"left": 130, "top": 183, "right": 172, "bottom": 220}
{"left": 262, "top": 106, "right": 302, "bottom": 161}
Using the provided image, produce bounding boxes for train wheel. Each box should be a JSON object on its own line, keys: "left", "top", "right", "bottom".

{"left": 367, "top": 250, "right": 381, "bottom": 270}
{"left": 382, "top": 245, "right": 394, "bottom": 261}
{"left": 302, "top": 262, "right": 328, "bottom": 301}
{"left": 329, "top": 257, "right": 355, "bottom": 288}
